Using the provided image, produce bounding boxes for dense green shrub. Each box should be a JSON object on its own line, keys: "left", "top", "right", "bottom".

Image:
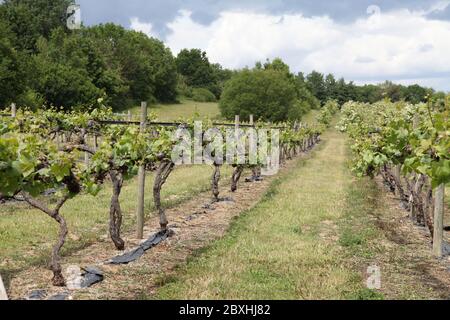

{"left": 16, "top": 89, "right": 45, "bottom": 110}
{"left": 317, "top": 99, "right": 339, "bottom": 126}
{"left": 176, "top": 74, "right": 193, "bottom": 98}
{"left": 219, "top": 69, "right": 297, "bottom": 122}
{"left": 192, "top": 87, "right": 217, "bottom": 102}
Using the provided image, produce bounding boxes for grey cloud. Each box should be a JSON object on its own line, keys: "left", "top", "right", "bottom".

{"left": 350, "top": 71, "right": 450, "bottom": 82}
{"left": 427, "top": 5, "right": 450, "bottom": 20}
{"left": 77, "top": 0, "right": 448, "bottom": 37}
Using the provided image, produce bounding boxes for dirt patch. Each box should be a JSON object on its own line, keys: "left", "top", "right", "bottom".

{"left": 7, "top": 159, "right": 302, "bottom": 300}
{"left": 368, "top": 176, "right": 450, "bottom": 299}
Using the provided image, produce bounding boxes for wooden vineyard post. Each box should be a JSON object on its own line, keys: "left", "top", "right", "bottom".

{"left": 249, "top": 115, "right": 257, "bottom": 166}
{"left": 94, "top": 135, "right": 98, "bottom": 152}
{"left": 11, "top": 103, "right": 16, "bottom": 118}
{"left": 84, "top": 133, "right": 90, "bottom": 166}
{"left": 235, "top": 114, "right": 240, "bottom": 162}
{"left": 393, "top": 165, "right": 401, "bottom": 182}
{"left": 410, "top": 174, "right": 420, "bottom": 221}
{"left": 393, "top": 165, "right": 402, "bottom": 196}
{"left": 235, "top": 115, "right": 240, "bottom": 161}
{"left": 136, "top": 102, "right": 147, "bottom": 239}
{"left": 128, "top": 110, "right": 132, "bottom": 122}
{"left": 56, "top": 132, "right": 60, "bottom": 150}
{"left": 84, "top": 151, "right": 89, "bottom": 166}
{"left": 409, "top": 116, "right": 419, "bottom": 220}
{"left": 433, "top": 184, "right": 445, "bottom": 257}
{"left": 0, "top": 274, "right": 7, "bottom": 300}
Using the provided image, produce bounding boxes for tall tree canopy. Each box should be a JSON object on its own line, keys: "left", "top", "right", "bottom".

{"left": 306, "top": 71, "right": 327, "bottom": 105}
{"left": 176, "top": 49, "right": 214, "bottom": 88}
{"left": 175, "top": 48, "right": 232, "bottom": 99}
{"left": 220, "top": 59, "right": 318, "bottom": 122}
{"left": 0, "top": 20, "right": 27, "bottom": 106}
{"left": 0, "top": 0, "right": 178, "bottom": 110}
{"left": 0, "top": 0, "right": 442, "bottom": 110}
{"left": 220, "top": 68, "right": 298, "bottom": 122}
{"left": 0, "top": 0, "right": 73, "bottom": 52}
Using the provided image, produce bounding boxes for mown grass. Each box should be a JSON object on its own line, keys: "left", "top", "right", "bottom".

{"left": 153, "top": 127, "right": 381, "bottom": 300}
{"left": 301, "top": 109, "right": 320, "bottom": 124}
{"left": 128, "top": 99, "right": 221, "bottom": 121}
{"left": 338, "top": 178, "right": 382, "bottom": 259}
{"left": 0, "top": 165, "right": 233, "bottom": 275}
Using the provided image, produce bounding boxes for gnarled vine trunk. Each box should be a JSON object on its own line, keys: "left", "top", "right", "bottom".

{"left": 252, "top": 166, "right": 261, "bottom": 180}
{"left": 153, "top": 161, "right": 175, "bottom": 230}
{"left": 231, "top": 165, "right": 244, "bottom": 192}
{"left": 380, "top": 166, "right": 396, "bottom": 193}
{"left": 21, "top": 192, "right": 68, "bottom": 287}
{"left": 109, "top": 170, "right": 125, "bottom": 250}
{"left": 424, "top": 185, "right": 435, "bottom": 239}
{"left": 212, "top": 163, "right": 221, "bottom": 202}
{"left": 407, "top": 174, "right": 426, "bottom": 224}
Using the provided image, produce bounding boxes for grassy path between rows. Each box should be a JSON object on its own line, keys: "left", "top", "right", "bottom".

{"left": 154, "top": 127, "right": 369, "bottom": 299}
{"left": 154, "top": 126, "right": 450, "bottom": 300}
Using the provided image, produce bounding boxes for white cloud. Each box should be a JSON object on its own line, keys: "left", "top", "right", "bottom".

{"left": 134, "top": 2, "right": 450, "bottom": 90}
{"left": 130, "top": 17, "right": 156, "bottom": 38}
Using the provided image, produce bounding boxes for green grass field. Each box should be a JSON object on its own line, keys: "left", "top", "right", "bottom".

{"left": 128, "top": 100, "right": 221, "bottom": 121}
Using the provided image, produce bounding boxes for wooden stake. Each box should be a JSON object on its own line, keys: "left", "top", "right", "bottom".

{"left": 11, "top": 103, "right": 16, "bottom": 118}
{"left": 136, "top": 102, "right": 147, "bottom": 239}
{"left": 94, "top": 135, "right": 98, "bottom": 151}
{"left": 393, "top": 165, "right": 402, "bottom": 196}
{"left": 84, "top": 134, "right": 90, "bottom": 166}
{"left": 0, "top": 274, "right": 7, "bottom": 300}
{"left": 433, "top": 184, "right": 445, "bottom": 257}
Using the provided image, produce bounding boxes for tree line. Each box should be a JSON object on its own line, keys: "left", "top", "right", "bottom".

{"left": 0, "top": 0, "right": 445, "bottom": 121}
{"left": 0, "top": 0, "right": 232, "bottom": 110}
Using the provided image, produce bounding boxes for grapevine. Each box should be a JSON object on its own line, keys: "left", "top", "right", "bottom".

{"left": 0, "top": 106, "right": 323, "bottom": 286}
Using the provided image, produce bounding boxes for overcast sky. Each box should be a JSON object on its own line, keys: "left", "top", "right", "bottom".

{"left": 76, "top": 0, "right": 450, "bottom": 91}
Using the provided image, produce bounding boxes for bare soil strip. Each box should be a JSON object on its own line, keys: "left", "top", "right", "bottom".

{"left": 361, "top": 176, "right": 450, "bottom": 299}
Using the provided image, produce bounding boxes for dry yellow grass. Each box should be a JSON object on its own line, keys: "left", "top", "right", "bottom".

{"left": 128, "top": 100, "right": 221, "bottom": 121}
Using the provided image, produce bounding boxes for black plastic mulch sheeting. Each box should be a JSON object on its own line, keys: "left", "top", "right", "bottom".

{"left": 27, "top": 289, "right": 47, "bottom": 300}
{"left": 443, "top": 241, "right": 450, "bottom": 257}
{"left": 245, "top": 176, "right": 263, "bottom": 183}
{"left": 23, "top": 231, "right": 170, "bottom": 299}
{"left": 47, "top": 292, "right": 70, "bottom": 300}
{"left": 26, "top": 289, "right": 70, "bottom": 301}
{"left": 24, "top": 266, "right": 104, "bottom": 300}
{"left": 107, "top": 230, "right": 171, "bottom": 265}
{"left": 80, "top": 266, "right": 104, "bottom": 288}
